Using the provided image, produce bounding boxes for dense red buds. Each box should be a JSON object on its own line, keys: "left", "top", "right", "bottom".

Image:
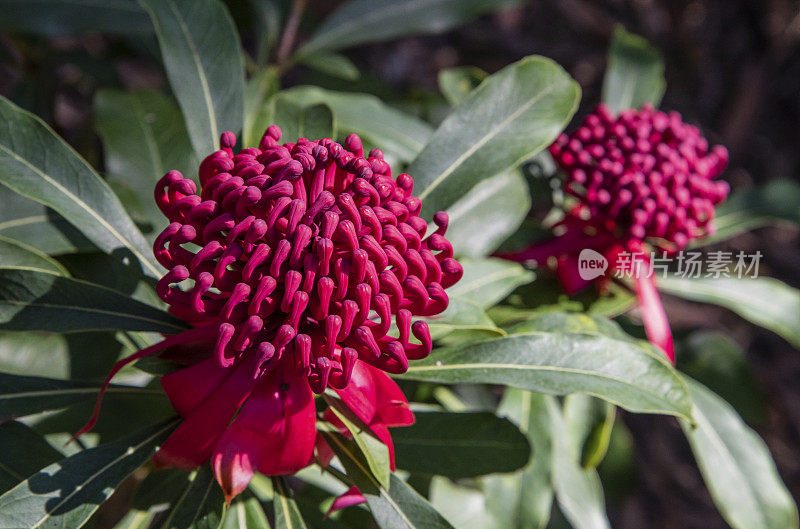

{"left": 153, "top": 127, "right": 462, "bottom": 390}
{"left": 550, "top": 103, "right": 729, "bottom": 251}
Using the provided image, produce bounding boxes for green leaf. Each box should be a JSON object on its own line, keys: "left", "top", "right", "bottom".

{"left": 0, "top": 184, "right": 95, "bottom": 255}
{"left": 706, "top": 180, "right": 800, "bottom": 244}
{"left": 426, "top": 296, "right": 505, "bottom": 338}
{"left": 324, "top": 395, "right": 391, "bottom": 489}
{"left": 95, "top": 89, "right": 197, "bottom": 230}
{"left": 562, "top": 394, "right": 615, "bottom": 470}
{"left": 484, "top": 389, "right": 554, "bottom": 529}
{"left": 260, "top": 95, "right": 336, "bottom": 144}
{"left": 429, "top": 477, "right": 499, "bottom": 529}
{"left": 548, "top": 396, "right": 610, "bottom": 529}
{"left": 398, "top": 327, "right": 693, "bottom": 421}
{"left": 132, "top": 468, "right": 188, "bottom": 513}
{"left": 0, "top": 372, "right": 165, "bottom": 418}
{"left": 222, "top": 493, "right": 270, "bottom": 529}
{"left": 392, "top": 411, "right": 530, "bottom": 478}
{"left": 0, "top": 421, "right": 63, "bottom": 495}
{"left": 140, "top": 0, "right": 245, "bottom": 158}
{"left": 438, "top": 66, "right": 487, "bottom": 107}
{"left": 0, "top": 0, "right": 152, "bottom": 36}
{"left": 297, "top": 53, "right": 360, "bottom": 81}
{"left": 657, "top": 275, "right": 800, "bottom": 348}
{"left": 322, "top": 431, "right": 456, "bottom": 529}
{"left": 0, "top": 332, "right": 70, "bottom": 379}
{"left": 0, "top": 418, "right": 178, "bottom": 529}
{"left": 297, "top": 0, "right": 523, "bottom": 56}
{"left": 112, "top": 510, "right": 156, "bottom": 529}
{"left": 601, "top": 26, "right": 665, "bottom": 114}
{"left": 250, "top": 0, "right": 283, "bottom": 64}
{"left": 679, "top": 331, "right": 765, "bottom": 422}
{"left": 444, "top": 170, "right": 532, "bottom": 258}
{"left": 243, "top": 68, "right": 280, "bottom": 148}
{"left": 410, "top": 56, "right": 580, "bottom": 217}
{"left": 159, "top": 467, "right": 226, "bottom": 529}
{"left": 0, "top": 235, "right": 68, "bottom": 274}
{"left": 448, "top": 258, "right": 534, "bottom": 309}
{"left": 273, "top": 87, "right": 433, "bottom": 162}
{"left": 272, "top": 476, "right": 309, "bottom": 529}
{"left": 0, "top": 95, "right": 161, "bottom": 277}
{"left": 681, "top": 378, "right": 798, "bottom": 529}
{"left": 0, "top": 267, "right": 188, "bottom": 333}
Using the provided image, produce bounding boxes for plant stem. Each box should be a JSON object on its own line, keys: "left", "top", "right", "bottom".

{"left": 276, "top": 0, "right": 307, "bottom": 69}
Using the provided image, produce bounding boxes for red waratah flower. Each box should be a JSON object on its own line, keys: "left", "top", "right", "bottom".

{"left": 76, "top": 127, "right": 463, "bottom": 502}
{"left": 501, "top": 103, "right": 729, "bottom": 362}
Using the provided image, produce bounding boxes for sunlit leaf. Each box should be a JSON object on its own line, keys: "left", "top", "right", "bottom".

{"left": 601, "top": 26, "right": 665, "bottom": 114}
{"left": 0, "top": 235, "right": 68, "bottom": 274}
{"left": 158, "top": 467, "right": 226, "bottom": 529}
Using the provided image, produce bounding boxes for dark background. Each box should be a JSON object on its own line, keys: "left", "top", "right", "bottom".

{"left": 1, "top": 1, "right": 799, "bottom": 528}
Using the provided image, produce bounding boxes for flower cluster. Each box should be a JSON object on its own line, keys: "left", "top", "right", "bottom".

{"left": 79, "top": 127, "right": 462, "bottom": 502}
{"left": 549, "top": 103, "right": 729, "bottom": 251}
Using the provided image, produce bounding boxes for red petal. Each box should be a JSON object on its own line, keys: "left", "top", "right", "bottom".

{"left": 366, "top": 365, "right": 414, "bottom": 427}
{"left": 213, "top": 372, "right": 316, "bottom": 478}
{"left": 211, "top": 428, "right": 259, "bottom": 505}
{"left": 153, "top": 361, "right": 258, "bottom": 469}
{"left": 333, "top": 360, "right": 377, "bottom": 425}
{"left": 632, "top": 253, "right": 675, "bottom": 363}
{"left": 161, "top": 357, "right": 231, "bottom": 416}
{"left": 315, "top": 432, "right": 335, "bottom": 467}
{"left": 370, "top": 422, "right": 397, "bottom": 471}
{"left": 325, "top": 487, "right": 366, "bottom": 518}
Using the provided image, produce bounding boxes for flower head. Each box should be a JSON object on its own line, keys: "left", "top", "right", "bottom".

{"left": 549, "top": 103, "right": 729, "bottom": 251}
{"left": 78, "top": 127, "right": 462, "bottom": 502}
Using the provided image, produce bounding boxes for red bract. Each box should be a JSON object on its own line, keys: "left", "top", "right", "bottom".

{"left": 502, "top": 104, "right": 730, "bottom": 362}
{"left": 77, "top": 127, "right": 462, "bottom": 502}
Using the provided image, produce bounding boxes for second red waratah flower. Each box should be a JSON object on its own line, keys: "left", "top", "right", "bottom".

{"left": 78, "top": 127, "right": 463, "bottom": 502}
{"left": 502, "top": 103, "right": 729, "bottom": 361}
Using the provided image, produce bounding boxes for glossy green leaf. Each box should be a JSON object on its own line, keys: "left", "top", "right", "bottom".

{"left": 243, "top": 68, "right": 280, "bottom": 148}
{"left": 484, "top": 389, "right": 554, "bottom": 529}
{"left": 259, "top": 95, "right": 336, "bottom": 144}
{"left": 0, "top": 96, "right": 160, "bottom": 276}
{"left": 681, "top": 378, "right": 798, "bottom": 529}
{"left": 438, "top": 66, "right": 487, "bottom": 107}
{"left": 398, "top": 328, "right": 692, "bottom": 420}
{"left": 140, "top": 0, "right": 245, "bottom": 157}
{"left": 0, "top": 267, "right": 188, "bottom": 333}
{"left": 222, "top": 494, "right": 270, "bottom": 529}
{"left": 426, "top": 296, "right": 504, "bottom": 338}
{"left": 321, "top": 431, "right": 456, "bottom": 529}
{"left": 658, "top": 275, "right": 800, "bottom": 348}
{"left": 297, "top": 0, "right": 523, "bottom": 56}
{"left": 706, "top": 180, "right": 800, "bottom": 244}
{"left": 297, "top": 53, "right": 360, "bottom": 81}
{"left": 0, "top": 235, "right": 68, "bottom": 274}
{"left": 548, "top": 396, "right": 611, "bottom": 529}
{"left": 0, "top": 419, "right": 178, "bottom": 529}
{"left": 159, "top": 467, "right": 226, "bottom": 529}
{"left": 272, "top": 476, "right": 309, "bottom": 529}
{"left": 0, "top": 0, "right": 152, "bottom": 36}
{"left": 95, "top": 89, "right": 197, "bottom": 229}
{"left": 325, "top": 395, "right": 391, "bottom": 489}
{"left": 410, "top": 56, "right": 580, "bottom": 217}
{"left": 444, "top": 170, "right": 532, "bottom": 257}
{"left": 601, "top": 26, "right": 665, "bottom": 114}
{"left": 0, "top": 184, "right": 95, "bottom": 255}
{"left": 392, "top": 411, "right": 530, "bottom": 478}
{"left": 0, "top": 332, "right": 70, "bottom": 379}
{"left": 275, "top": 86, "right": 433, "bottom": 162}
{"left": 0, "top": 421, "right": 63, "bottom": 495}
{"left": 0, "top": 372, "right": 165, "bottom": 418}
{"left": 449, "top": 258, "right": 534, "bottom": 309}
